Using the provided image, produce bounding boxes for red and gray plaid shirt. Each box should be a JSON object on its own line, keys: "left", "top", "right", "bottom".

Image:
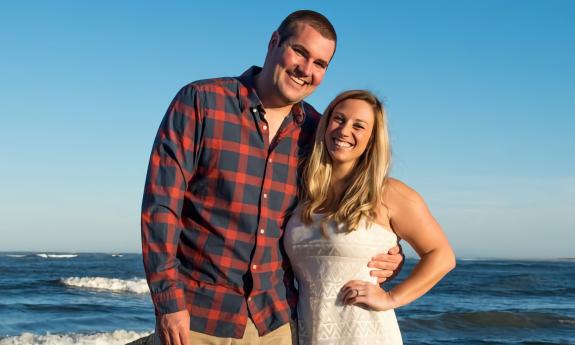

{"left": 141, "top": 66, "right": 320, "bottom": 337}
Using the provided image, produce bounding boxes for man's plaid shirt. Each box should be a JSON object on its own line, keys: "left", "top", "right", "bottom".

{"left": 141, "top": 66, "right": 320, "bottom": 338}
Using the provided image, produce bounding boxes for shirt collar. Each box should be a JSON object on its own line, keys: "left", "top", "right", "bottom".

{"left": 237, "top": 66, "right": 306, "bottom": 127}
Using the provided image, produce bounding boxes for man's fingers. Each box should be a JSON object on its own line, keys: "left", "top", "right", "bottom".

{"left": 370, "top": 253, "right": 402, "bottom": 264}
{"left": 178, "top": 320, "right": 190, "bottom": 345}
{"left": 388, "top": 245, "right": 401, "bottom": 255}
{"left": 160, "top": 329, "right": 171, "bottom": 345}
{"left": 370, "top": 269, "right": 393, "bottom": 278}
{"left": 387, "top": 253, "right": 404, "bottom": 264}
{"left": 179, "top": 327, "right": 189, "bottom": 345}
{"left": 368, "top": 260, "right": 398, "bottom": 270}
{"left": 169, "top": 328, "right": 182, "bottom": 345}
{"left": 157, "top": 310, "right": 190, "bottom": 345}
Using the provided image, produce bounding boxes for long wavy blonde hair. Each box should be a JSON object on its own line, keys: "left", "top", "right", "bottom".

{"left": 299, "top": 90, "right": 391, "bottom": 232}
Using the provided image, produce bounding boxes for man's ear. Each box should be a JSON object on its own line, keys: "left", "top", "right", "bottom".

{"left": 268, "top": 31, "right": 280, "bottom": 51}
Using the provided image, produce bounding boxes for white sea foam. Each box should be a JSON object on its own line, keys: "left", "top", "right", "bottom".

{"left": 60, "top": 277, "right": 149, "bottom": 294}
{"left": 37, "top": 253, "right": 78, "bottom": 259}
{"left": 0, "top": 330, "right": 152, "bottom": 345}
{"left": 5, "top": 254, "right": 27, "bottom": 258}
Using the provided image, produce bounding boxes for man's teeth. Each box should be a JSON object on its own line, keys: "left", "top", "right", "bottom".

{"left": 290, "top": 75, "right": 306, "bottom": 86}
{"left": 334, "top": 138, "right": 353, "bottom": 148}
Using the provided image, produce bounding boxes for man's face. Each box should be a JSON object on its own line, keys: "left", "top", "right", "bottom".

{"left": 266, "top": 23, "right": 336, "bottom": 105}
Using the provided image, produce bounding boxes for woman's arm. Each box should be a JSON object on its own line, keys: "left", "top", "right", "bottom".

{"left": 342, "top": 178, "right": 455, "bottom": 310}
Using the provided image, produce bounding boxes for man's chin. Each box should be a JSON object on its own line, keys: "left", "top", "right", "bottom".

{"left": 280, "top": 90, "right": 310, "bottom": 105}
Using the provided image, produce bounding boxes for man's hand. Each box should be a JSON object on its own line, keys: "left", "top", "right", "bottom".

{"left": 157, "top": 310, "right": 190, "bottom": 345}
{"left": 368, "top": 244, "right": 404, "bottom": 284}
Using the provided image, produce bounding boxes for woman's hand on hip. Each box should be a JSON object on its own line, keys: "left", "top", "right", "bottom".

{"left": 340, "top": 280, "right": 398, "bottom": 311}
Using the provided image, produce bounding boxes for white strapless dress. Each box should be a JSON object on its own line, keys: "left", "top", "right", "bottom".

{"left": 284, "top": 209, "right": 403, "bottom": 345}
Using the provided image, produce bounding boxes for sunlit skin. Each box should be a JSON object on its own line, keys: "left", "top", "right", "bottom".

{"left": 324, "top": 99, "right": 375, "bottom": 177}
{"left": 256, "top": 23, "right": 335, "bottom": 113}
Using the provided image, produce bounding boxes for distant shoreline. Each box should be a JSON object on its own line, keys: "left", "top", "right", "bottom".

{"left": 1, "top": 251, "right": 573, "bottom": 261}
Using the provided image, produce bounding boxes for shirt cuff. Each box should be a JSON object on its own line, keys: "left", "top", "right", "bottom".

{"left": 151, "top": 287, "right": 187, "bottom": 315}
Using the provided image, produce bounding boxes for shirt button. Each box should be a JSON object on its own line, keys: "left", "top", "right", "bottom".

{"left": 263, "top": 193, "right": 268, "bottom": 199}
{"left": 263, "top": 125, "right": 268, "bottom": 130}
{"left": 260, "top": 229, "right": 265, "bottom": 234}
{"left": 268, "top": 158, "right": 272, "bottom": 163}
{"left": 248, "top": 297, "right": 252, "bottom": 301}
{"left": 252, "top": 264, "right": 257, "bottom": 270}
{"left": 252, "top": 108, "right": 257, "bottom": 113}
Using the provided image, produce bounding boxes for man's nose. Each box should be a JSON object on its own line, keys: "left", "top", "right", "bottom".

{"left": 298, "top": 59, "right": 314, "bottom": 76}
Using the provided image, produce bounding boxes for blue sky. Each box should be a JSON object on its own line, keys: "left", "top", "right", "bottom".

{"left": 0, "top": 1, "right": 573, "bottom": 258}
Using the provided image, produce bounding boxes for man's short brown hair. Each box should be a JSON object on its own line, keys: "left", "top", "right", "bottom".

{"left": 277, "top": 10, "right": 337, "bottom": 48}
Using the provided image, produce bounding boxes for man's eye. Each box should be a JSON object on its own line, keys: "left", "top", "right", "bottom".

{"left": 293, "top": 48, "right": 304, "bottom": 56}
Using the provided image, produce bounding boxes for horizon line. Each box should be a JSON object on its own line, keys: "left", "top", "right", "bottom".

{"left": 1, "top": 251, "right": 573, "bottom": 261}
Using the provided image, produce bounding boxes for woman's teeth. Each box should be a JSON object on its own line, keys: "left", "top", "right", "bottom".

{"left": 334, "top": 138, "right": 353, "bottom": 148}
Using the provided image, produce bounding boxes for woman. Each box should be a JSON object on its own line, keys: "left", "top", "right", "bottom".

{"left": 284, "top": 90, "right": 456, "bottom": 345}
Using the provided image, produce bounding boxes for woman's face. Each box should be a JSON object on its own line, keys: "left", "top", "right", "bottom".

{"left": 324, "top": 98, "right": 375, "bottom": 172}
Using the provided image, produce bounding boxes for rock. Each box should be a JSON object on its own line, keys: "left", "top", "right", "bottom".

{"left": 126, "top": 333, "right": 155, "bottom": 345}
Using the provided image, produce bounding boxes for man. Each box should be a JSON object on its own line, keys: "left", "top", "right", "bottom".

{"left": 141, "top": 10, "right": 403, "bottom": 345}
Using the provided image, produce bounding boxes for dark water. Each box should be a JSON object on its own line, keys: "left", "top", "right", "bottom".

{"left": 0, "top": 253, "right": 573, "bottom": 344}
{"left": 389, "top": 259, "right": 575, "bottom": 344}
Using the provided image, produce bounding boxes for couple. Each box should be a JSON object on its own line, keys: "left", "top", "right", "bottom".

{"left": 140, "top": 10, "right": 455, "bottom": 345}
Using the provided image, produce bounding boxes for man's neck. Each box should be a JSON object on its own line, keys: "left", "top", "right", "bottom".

{"left": 254, "top": 72, "right": 294, "bottom": 118}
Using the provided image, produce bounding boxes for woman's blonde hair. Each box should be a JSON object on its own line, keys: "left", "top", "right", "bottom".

{"left": 299, "top": 90, "right": 391, "bottom": 232}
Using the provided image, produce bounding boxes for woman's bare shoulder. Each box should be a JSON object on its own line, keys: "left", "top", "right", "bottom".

{"left": 384, "top": 177, "right": 425, "bottom": 205}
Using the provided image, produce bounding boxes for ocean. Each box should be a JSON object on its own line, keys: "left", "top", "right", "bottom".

{"left": 0, "top": 253, "right": 573, "bottom": 345}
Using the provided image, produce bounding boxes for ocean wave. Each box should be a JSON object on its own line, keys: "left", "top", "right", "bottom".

{"left": 60, "top": 277, "right": 149, "bottom": 294}
{"left": 402, "top": 311, "right": 575, "bottom": 330}
{"left": 4, "top": 254, "right": 27, "bottom": 258}
{"left": 37, "top": 253, "right": 78, "bottom": 259}
{"left": 0, "top": 330, "right": 151, "bottom": 345}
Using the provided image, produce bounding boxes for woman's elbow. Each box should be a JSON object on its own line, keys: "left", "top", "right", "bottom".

{"left": 443, "top": 247, "right": 456, "bottom": 273}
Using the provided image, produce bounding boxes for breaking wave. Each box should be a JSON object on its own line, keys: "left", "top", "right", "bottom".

{"left": 0, "top": 330, "right": 152, "bottom": 345}
{"left": 60, "top": 277, "right": 149, "bottom": 294}
{"left": 37, "top": 253, "right": 78, "bottom": 259}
